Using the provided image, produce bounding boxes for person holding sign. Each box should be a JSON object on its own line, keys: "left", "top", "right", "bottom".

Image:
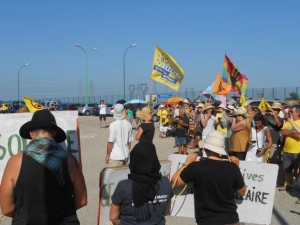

{"left": 0, "top": 109, "right": 87, "bottom": 224}
{"left": 172, "top": 131, "right": 246, "bottom": 225}
{"left": 109, "top": 142, "right": 174, "bottom": 225}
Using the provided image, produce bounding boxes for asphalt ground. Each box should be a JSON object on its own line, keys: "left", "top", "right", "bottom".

{"left": 1, "top": 116, "right": 300, "bottom": 225}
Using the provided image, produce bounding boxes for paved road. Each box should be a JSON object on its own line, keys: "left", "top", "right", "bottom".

{"left": 1, "top": 116, "right": 300, "bottom": 225}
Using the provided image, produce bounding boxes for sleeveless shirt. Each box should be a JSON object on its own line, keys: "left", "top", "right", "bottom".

{"left": 12, "top": 154, "right": 79, "bottom": 225}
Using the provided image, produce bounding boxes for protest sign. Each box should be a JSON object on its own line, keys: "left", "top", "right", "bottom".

{"left": 0, "top": 111, "right": 80, "bottom": 184}
{"left": 97, "top": 160, "right": 171, "bottom": 225}
{"left": 168, "top": 154, "right": 279, "bottom": 225}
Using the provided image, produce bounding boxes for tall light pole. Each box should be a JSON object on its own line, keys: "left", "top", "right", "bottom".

{"left": 123, "top": 43, "right": 136, "bottom": 100}
{"left": 75, "top": 44, "right": 97, "bottom": 106}
{"left": 18, "top": 63, "right": 30, "bottom": 103}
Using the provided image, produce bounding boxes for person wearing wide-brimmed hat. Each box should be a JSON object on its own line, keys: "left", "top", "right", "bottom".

{"left": 229, "top": 107, "right": 251, "bottom": 160}
{"left": 200, "top": 103, "right": 216, "bottom": 140}
{"left": 0, "top": 109, "right": 87, "bottom": 224}
{"left": 106, "top": 104, "right": 133, "bottom": 167}
{"left": 171, "top": 131, "right": 246, "bottom": 225}
{"left": 135, "top": 107, "right": 155, "bottom": 143}
{"left": 263, "top": 102, "right": 284, "bottom": 164}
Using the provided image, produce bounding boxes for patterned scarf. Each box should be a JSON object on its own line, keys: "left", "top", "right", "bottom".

{"left": 24, "top": 137, "right": 68, "bottom": 185}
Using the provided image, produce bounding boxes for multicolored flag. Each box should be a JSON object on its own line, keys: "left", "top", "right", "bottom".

{"left": 222, "top": 54, "right": 248, "bottom": 95}
{"left": 258, "top": 98, "right": 271, "bottom": 111}
{"left": 150, "top": 46, "right": 184, "bottom": 91}
{"left": 201, "top": 82, "right": 227, "bottom": 105}
{"left": 212, "top": 72, "right": 231, "bottom": 95}
{"left": 24, "top": 96, "right": 44, "bottom": 112}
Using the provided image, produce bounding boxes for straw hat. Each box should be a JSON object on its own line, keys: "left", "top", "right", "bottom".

{"left": 271, "top": 102, "right": 283, "bottom": 110}
{"left": 198, "top": 131, "right": 227, "bottom": 155}
{"left": 203, "top": 103, "right": 214, "bottom": 111}
{"left": 234, "top": 107, "right": 247, "bottom": 117}
{"left": 183, "top": 99, "right": 189, "bottom": 104}
{"left": 225, "top": 105, "right": 236, "bottom": 112}
{"left": 136, "top": 107, "right": 152, "bottom": 121}
{"left": 19, "top": 109, "right": 66, "bottom": 143}
{"left": 196, "top": 103, "right": 204, "bottom": 108}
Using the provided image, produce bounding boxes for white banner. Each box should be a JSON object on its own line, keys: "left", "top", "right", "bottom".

{"left": 0, "top": 111, "right": 80, "bottom": 184}
{"left": 168, "top": 154, "right": 279, "bottom": 225}
{"left": 97, "top": 160, "right": 171, "bottom": 225}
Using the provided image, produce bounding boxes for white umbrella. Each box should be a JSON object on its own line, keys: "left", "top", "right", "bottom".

{"left": 124, "top": 99, "right": 147, "bottom": 105}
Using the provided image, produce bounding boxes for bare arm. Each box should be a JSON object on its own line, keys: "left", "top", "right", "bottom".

{"left": 171, "top": 153, "right": 198, "bottom": 187}
{"left": 264, "top": 128, "right": 273, "bottom": 150}
{"left": 288, "top": 116, "right": 300, "bottom": 134}
{"left": 0, "top": 154, "right": 22, "bottom": 217}
{"left": 200, "top": 114, "right": 210, "bottom": 127}
{"left": 237, "top": 185, "right": 247, "bottom": 196}
{"left": 105, "top": 142, "right": 113, "bottom": 164}
{"left": 231, "top": 119, "right": 246, "bottom": 132}
{"left": 109, "top": 203, "right": 121, "bottom": 225}
{"left": 68, "top": 155, "right": 87, "bottom": 210}
{"left": 135, "top": 126, "right": 143, "bottom": 141}
{"left": 281, "top": 128, "right": 300, "bottom": 139}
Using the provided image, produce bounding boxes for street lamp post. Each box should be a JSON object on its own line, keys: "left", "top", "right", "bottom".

{"left": 123, "top": 43, "right": 136, "bottom": 100}
{"left": 75, "top": 44, "right": 97, "bottom": 106}
{"left": 18, "top": 63, "right": 30, "bottom": 103}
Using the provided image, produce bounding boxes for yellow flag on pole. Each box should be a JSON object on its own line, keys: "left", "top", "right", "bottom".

{"left": 24, "top": 96, "right": 44, "bottom": 112}
{"left": 240, "top": 92, "right": 247, "bottom": 107}
{"left": 212, "top": 72, "right": 231, "bottom": 95}
{"left": 150, "top": 46, "right": 184, "bottom": 91}
{"left": 258, "top": 98, "right": 271, "bottom": 111}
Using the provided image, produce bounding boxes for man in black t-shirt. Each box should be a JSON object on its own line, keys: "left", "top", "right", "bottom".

{"left": 173, "top": 109, "right": 189, "bottom": 154}
{"left": 172, "top": 131, "right": 246, "bottom": 225}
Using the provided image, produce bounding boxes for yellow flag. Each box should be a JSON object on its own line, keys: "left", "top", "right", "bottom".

{"left": 150, "top": 46, "right": 184, "bottom": 91}
{"left": 258, "top": 98, "right": 271, "bottom": 111}
{"left": 24, "top": 96, "right": 44, "bottom": 112}
{"left": 240, "top": 92, "right": 247, "bottom": 107}
{"left": 212, "top": 72, "right": 231, "bottom": 95}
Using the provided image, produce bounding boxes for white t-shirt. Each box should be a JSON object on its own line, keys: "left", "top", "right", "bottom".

{"left": 99, "top": 104, "right": 107, "bottom": 115}
{"left": 108, "top": 119, "right": 133, "bottom": 160}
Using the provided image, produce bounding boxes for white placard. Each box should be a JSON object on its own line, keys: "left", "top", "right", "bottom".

{"left": 168, "top": 154, "right": 278, "bottom": 225}
{"left": 0, "top": 111, "right": 80, "bottom": 184}
{"left": 98, "top": 160, "right": 171, "bottom": 225}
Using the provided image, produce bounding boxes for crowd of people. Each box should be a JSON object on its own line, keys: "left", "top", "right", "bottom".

{"left": 1, "top": 97, "right": 300, "bottom": 225}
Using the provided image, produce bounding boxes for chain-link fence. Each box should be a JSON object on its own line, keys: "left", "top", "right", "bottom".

{"left": 51, "top": 87, "right": 300, "bottom": 104}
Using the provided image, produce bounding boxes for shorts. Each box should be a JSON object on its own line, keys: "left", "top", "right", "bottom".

{"left": 108, "top": 158, "right": 128, "bottom": 167}
{"left": 175, "top": 136, "right": 186, "bottom": 145}
{"left": 99, "top": 114, "right": 106, "bottom": 121}
{"left": 282, "top": 152, "right": 300, "bottom": 171}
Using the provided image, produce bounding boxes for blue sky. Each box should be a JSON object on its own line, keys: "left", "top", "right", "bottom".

{"left": 0, "top": 0, "right": 299, "bottom": 101}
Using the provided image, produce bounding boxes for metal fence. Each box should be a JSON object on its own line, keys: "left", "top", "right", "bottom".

{"left": 51, "top": 87, "right": 300, "bottom": 104}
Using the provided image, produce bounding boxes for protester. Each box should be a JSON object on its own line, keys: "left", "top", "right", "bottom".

{"left": 279, "top": 105, "right": 300, "bottom": 191}
{"left": 245, "top": 113, "right": 272, "bottom": 163}
{"left": 110, "top": 142, "right": 173, "bottom": 225}
{"left": 48, "top": 101, "right": 57, "bottom": 111}
{"left": 222, "top": 105, "right": 235, "bottom": 153}
{"left": 229, "top": 107, "right": 251, "bottom": 160}
{"left": 158, "top": 104, "right": 168, "bottom": 138}
{"left": 214, "top": 103, "right": 228, "bottom": 137}
{"left": 98, "top": 100, "right": 107, "bottom": 128}
{"left": 135, "top": 107, "right": 155, "bottom": 143}
{"left": 263, "top": 102, "right": 284, "bottom": 163}
{"left": 174, "top": 109, "right": 189, "bottom": 154}
{"left": 126, "top": 105, "right": 134, "bottom": 126}
{"left": 0, "top": 109, "right": 87, "bottom": 224}
{"left": 105, "top": 104, "right": 133, "bottom": 167}
{"left": 171, "top": 131, "right": 246, "bottom": 225}
{"left": 200, "top": 102, "right": 216, "bottom": 140}
{"left": 194, "top": 103, "right": 204, "bottom": 148}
